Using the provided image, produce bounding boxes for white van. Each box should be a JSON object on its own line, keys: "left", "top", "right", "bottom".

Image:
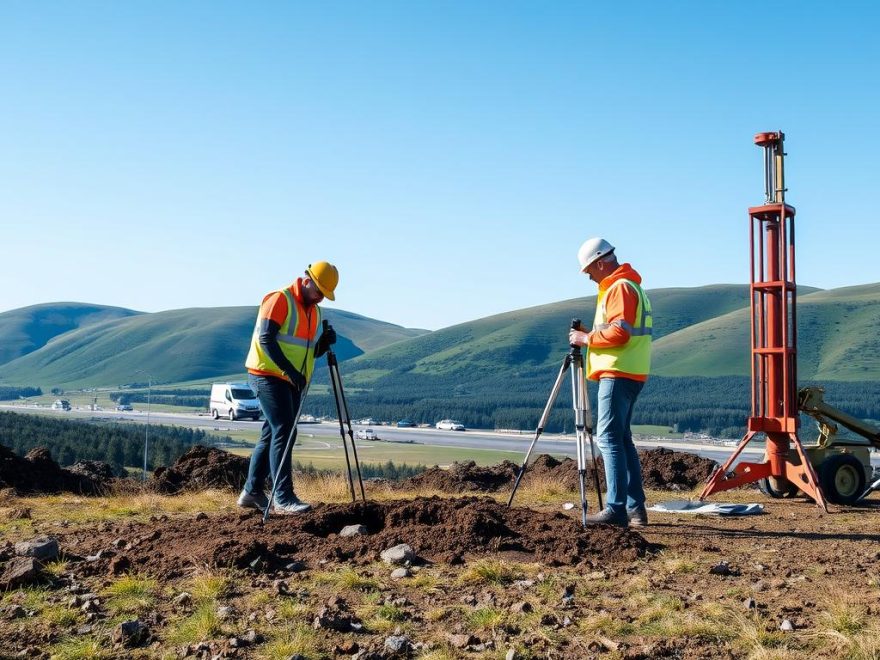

{"left": 210, "top": 383, "right": 261, "bottom": 421}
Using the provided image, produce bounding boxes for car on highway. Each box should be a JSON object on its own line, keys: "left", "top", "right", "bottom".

{"left": 116, "top": 403, "right": 133, "bottom": 411}
{"left": 396, "top": 419, "right": 416, "bottom": 428}
{"left": 51, "top": 399, "right": 71, "bottom": 411}
{"left": 355, "top": 428, "right": 378, "bottom": 440}
{"left": 435, "top": 419, "right": 465, "bottom": 431}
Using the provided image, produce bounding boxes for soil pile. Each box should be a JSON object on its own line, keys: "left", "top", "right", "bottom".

{"left": 0, "top": 444, "right": 111, "bottom": 495}
{"left": 639, "top": 446, "right": 717, "bottom": 490}
{"left": 399, "top": 448, "right": 717, "bottom": 494}
{"left": 150, "top": 445, "right": 249, "bottom": 493}
{"left": 62, "top": 496, "right": 652, "bottom": 579}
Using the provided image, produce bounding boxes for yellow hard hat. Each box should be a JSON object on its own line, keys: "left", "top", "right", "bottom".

{"left": 306, "top": 261, "right": 339, "bottom": 301}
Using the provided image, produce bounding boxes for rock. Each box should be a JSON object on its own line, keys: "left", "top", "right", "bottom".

{"left": 752, "top": 579, "right": 767, "bottom": 592}
{"left": 242, "top": 629, "right": 263, "bottom": 645}
{"left": 709, "top": 561, "right": 734, "bottom": 576}
{"left": 562, "top": 615, "right": 572, "bottom": 627}
{"left": 390, "top": 568, "right": 410, "bottom": 579}
{"left": 562, "top": 502, "right": 575, "bottom": 510}
{"left": 111, "top": 538, "right": 128, "bottom": 549}
{"left": 14, "top": 537, "right": 59, "bottom": 562}
{"left": 194, "top": 512, "right": 208, "bottom": 521}
{"left": 1, "top": 557, "right": 42, "bottom": 589}
{"left": 285, "top": 561, "right": 306, "bottom": 573}
{"left": 509, "top": 601, "right": 532, "bottom": 613}
{"left": 273, "top": 579, "right": 289, "bottom": 595}
{"left": 216, "top": 606, "right": 234, "bottom": 620}
{"left": 174, "top": 592, "right": 192, "bottom": 608}
{"left": 340, "top": 524, "right": 367, "bottom": 537}
{"left": 744, "top": 597, "right": 757, "bottom": 610}
{"left": 780, "top": 619, "right": 794, "bottom": 632}
{"left": 447, "top": 633, "right": 475, "bottom": 649}
{"left": 506, "top": 650, "right": 516, "bottom": 660}
{"left": 112, "top": 619, "right": 148, "bottom": 647}
{"left": 381, "top": 544, "right": 415, "bottom": 565}
{"left": 384, "top": 635, "right": 412, "bottom": 654}
{"left": 3, "top": 604, "right": 25, "bottom": 619}
{"left": 109, "top": 555, "right": 131, "bottom": 575}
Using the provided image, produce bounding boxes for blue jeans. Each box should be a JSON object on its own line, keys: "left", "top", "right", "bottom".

{"left": 244, "top": 374, "right": 302, "bottom": 505}
{"left": 596, "top": 377, "right": 646, "bottom": 512}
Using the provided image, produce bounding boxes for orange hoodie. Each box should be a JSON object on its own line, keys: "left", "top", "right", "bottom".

{"left": 586, "top": 263, "right": 648, "bottom": 382}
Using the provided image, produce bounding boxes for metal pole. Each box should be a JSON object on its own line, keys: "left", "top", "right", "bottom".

{"left": 263, "top": 381, "right": 311, "bottom": 523}
{"left": 136, "top": 370, "right": 152, "bottom": 482}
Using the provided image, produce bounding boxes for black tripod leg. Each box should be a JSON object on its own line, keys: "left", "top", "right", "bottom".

{"left": 570, "top": 360, "right": 590, "bottom": 527}
{"left": 508, "top": 354, "right": 571, "bottom": 508}
{"left": 331, "top": 359, "right": 366, "bottom": 502}
{"left": 328, "top": 356, "right": 357, "bottom": 502}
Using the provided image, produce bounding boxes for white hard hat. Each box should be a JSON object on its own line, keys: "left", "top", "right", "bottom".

{"left": 577, "top": 237, "right": 615, "bottom": 271}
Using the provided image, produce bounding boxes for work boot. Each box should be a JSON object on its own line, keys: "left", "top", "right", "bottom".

{"left": 627, "top": 504, "right": 649, "bottom": 527}
{"left": 273, "top": 498, "right": 312, "bottom": 514}
{"left": 237, "top": 489, "right": 269, "bottom": 511}
{"left": 585, "top": 507, "right": 629, "bottom": 527}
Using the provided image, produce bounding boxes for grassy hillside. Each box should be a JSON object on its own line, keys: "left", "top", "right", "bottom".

{"left": 0, "top": 303, "right": 140, "bottom": 366}
{"left": 0, "top": 306, "right": 427, "bottom": 388}
{"left": 652, "top": 283, "right": 880, "bottom": 380}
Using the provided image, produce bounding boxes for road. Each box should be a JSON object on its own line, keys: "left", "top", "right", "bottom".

{"left": 6, "top": 403, "right": 878, "bottom": 467}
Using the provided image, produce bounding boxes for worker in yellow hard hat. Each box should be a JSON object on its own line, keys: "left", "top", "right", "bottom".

{"left": 239, "top": 261, "right": 339, "bottom": 514}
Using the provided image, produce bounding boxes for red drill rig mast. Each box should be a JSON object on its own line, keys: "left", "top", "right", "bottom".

{"left": 699, "top": 132, "right": 828, "bottom": 511}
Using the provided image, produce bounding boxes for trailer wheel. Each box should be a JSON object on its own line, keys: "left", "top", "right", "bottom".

{"left": 758, "top": 475, "right": 799, "bottom": 498}
{"left": 211, "top": 409, "right": 219, "bottom": 420}
{"left": 229, "top": 408, "right": 236, "bottom": 421}
{"left": 819, "top": 453, "right": 866, "bottom": 505}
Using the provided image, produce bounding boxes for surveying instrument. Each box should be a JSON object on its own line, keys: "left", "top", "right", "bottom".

{"left": 507, "top": 319, "right": 603, "bottom": 527}
{"left": 263, "top": 320, "right": 366, "bottom": 523}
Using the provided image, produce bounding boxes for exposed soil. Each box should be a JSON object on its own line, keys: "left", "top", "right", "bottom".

{"left": 150, "top": 445, "right": 250, "bottom": 494}
{"left": 57, "top": 497, "right": 653, "bottom": 581}
{"left": 0, "top": 444, "right": 112, "bottom": 495}
{"left": 400, "top": 448, "right": 717, "bottom": 494}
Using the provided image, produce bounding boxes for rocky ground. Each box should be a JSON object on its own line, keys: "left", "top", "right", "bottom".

{"left": 1, "top": 445, "right": 879, "bottom": 659}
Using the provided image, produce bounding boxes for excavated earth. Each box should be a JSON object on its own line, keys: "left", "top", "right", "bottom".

{"left": 0, "top": 445, "right": 113, "bottom": 495}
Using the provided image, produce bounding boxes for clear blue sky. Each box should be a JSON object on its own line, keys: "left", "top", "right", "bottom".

{"left": 1, "top": 2, "right": 878, "bottom": 330}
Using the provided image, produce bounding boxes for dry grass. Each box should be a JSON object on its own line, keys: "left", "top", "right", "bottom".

{"left": 458, "top": 558, "right": 523, "bottom": 586}
{"left": 257, "top": 623, "right": 321, "bottom": 660}
{"left": 312, "top": 566, "right": 381, "bottom": 592}
{"left": 103, "top": 573, "right": 158, "bottom": 616}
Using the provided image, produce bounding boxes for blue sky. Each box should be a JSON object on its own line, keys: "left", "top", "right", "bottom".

{"left": 1, "top": 2, "right": 878, "bottom": 330}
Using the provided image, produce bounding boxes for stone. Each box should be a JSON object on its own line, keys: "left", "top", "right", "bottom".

{"left": 339, "top": 524, "right": 367, "bottom": 537}
{"left": 285, "top": 561, "right": 306, "bottom": 573}
{"left": 390, "top": 568, "right": 410, "bottom": 579}
{"left": 709, "top": 561, "right": 733, "bottom": 576}
{"left": 174, "top": 592, "right": 192, "bottom": 608}
{"left": 216, "top": 606, "right": 234, "bottom": 620}
{"left": 384, "top": 635, "right": 412, "bottom": 654}
{"left": 381, "top": 544, "right": 415, "bottom": 565}
{"left": 194, "top": 512, "right": 208, "bottom": 521}
{"left": 243, "top": 629, "right": 263, "bottom": 645}
{"left": 780, "top": 619, "right": 794, "bottom": 632}
{"left": 506, "top": 650, "right": 516, "bottom": 660}
{"left": 562, "top": 502, "right": 575, "bottom": 510}
{"left": 3, "top": 604, "right": 25, "bottom": 619}
{"left": 509, "top": 601, "right": 532, "bottom": 613}
{"left": 112, "top": 619, "right": 148, "bottom": 647}
{"left": 273, "top": 579, "right": 289, "bottom": 595}
{"left": 1, "top": 557, "right": 42, "bottom": 589}
{"left": 447, "top": 633, "right": 475, "bottom": 649}
{"left": 744, "top": 597, "right": 757, "bottom": 610}
{"left": 14, "top": 537, "right": 59, "bottom": 562}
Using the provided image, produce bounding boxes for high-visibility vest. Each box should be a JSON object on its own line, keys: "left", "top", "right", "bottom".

{"left": 245, "top": 289, "right": 322, "bottom": 383}
{"left": 588, "top": 278, "right": 652, "bottom": 378}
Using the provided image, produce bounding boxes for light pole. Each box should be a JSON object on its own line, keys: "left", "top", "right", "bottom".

{"left": 135, "top": 370, "right": 152, "bottom": 481}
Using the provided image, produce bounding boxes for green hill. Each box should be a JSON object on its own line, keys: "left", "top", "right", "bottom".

{"left": 0, "top": 305, "right": 427, "bottom": 388}
{"left": 651, "top": 283, "right": 880, "bottom": 380}
{"left": 0, "top": 303, "right": 141, "bottom": 366}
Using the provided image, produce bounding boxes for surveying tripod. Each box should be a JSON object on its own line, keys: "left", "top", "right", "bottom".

{"left": 263, "top": 321, "right": 366, "bottom": 523}
{"left": 507, "top": 319, "right": 603, "bottom": 527}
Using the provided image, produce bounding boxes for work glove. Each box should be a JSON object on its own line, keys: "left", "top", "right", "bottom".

{"left": 315, "top": 325, "right": 337, "bottom": 356}
{"left": 285, "top": 370, "right": 307, "bottom": 394}
{"left": 569, "top": 329, "right": 590, "bottom": 347}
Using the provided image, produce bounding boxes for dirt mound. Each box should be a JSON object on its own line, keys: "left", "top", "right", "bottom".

{"left": 61, "top": 496, "right": 653, "bottom": 579}
{"left": 150, "top": 445, "right": 250, "bottom": 493}
{"left": 399, "top": 449, "right": 716, "bottom": 494}
{"left": 399, "top": 460, "right": 519, "bottom": 492}
{"left": 638, "top": 446, "right": 717, "bottom": 490}
{"left": 0, "top": 444, "right": 111, "bottom": 495}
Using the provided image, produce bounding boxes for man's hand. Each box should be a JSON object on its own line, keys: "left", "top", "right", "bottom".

{"left": 569, "top": 329, "right": 590, "bottom": 347}
{"left": 315, "top": 325, "right": 337, "bottom": 357}
{"left": 285, "top": 370, "right": 307, "bottom": 393}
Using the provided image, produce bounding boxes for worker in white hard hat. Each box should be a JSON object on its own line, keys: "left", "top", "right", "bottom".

{"left": 239, "top": 261, "right": 339, "bottom": 515}
{"left": 570, "top": 239, "right": 653, "bottom": 527}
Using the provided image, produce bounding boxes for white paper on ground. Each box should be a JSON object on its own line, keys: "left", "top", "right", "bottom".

{"left": 649, "top": 500, "right": 764, "bottom": 516}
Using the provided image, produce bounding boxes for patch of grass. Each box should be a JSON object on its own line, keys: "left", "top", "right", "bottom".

{"left": 188, "top": 569, "right": 232, "bottom": 604}
{"left": 513, "top": 473, "right": 578, "bottom": 503}
{"left": 276, "top": 599, "right": 312, "bottom": 622}
{"left": 733, "top": 612, "right": 792, "bottom": 655}
{"left": 313, "top": 566, "right": 380, "bottom": 592}
{"left": 47, "top": 637, "right": 112, "bottom": 660}
{"left": 417, "top": 650, "right": 459, "bottom": 660}
{"left": 43, "top": 560, "right": 69, "bottom": 578}
{"left": 43, "top": 604, "right": 80, "bottom": 627}
{"left": 258, "top": 623, "right": 321, "bottom": 659}
{"left": 658, "top": 552, "right": 698, "bottom": 575}
{"left": 409, "top": 571, "right": 439, "bottom": 591}
{"left": 820, "top": 595, "right": 868, "bottom": 636}
{"left": 458, "top": 559, "right": 521, "bottom": 586}
{"left": 103, "top": 573, "right": 157, "bottom": 616}
{"left": 466, "top": 606, "right": 507, "bottom": 632}
{"left": 577, "top": 611, "right": 636, "bottom": 637}
{"left": 167, "top": 603, "right": 224, "bottom": 645}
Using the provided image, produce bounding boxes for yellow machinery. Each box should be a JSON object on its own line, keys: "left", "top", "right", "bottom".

{"left": 759, "top": 386, "right": 880, "bottom": 504}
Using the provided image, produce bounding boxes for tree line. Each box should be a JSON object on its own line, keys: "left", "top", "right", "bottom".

{"left": 0, "top": 411, "right": 226, "bottom": 474}
{"left": 0, "top": 386, "right": 43, "bottom": 400}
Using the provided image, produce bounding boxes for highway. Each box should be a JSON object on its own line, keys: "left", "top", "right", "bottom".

{"left": 9, "top": 403, "right": 878, "bottom": 467}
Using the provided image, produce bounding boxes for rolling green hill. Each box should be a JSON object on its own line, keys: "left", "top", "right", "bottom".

{"left": 0, "top": 303, "right": 141, "bottom": 366}
{"left": 0, "top": 306, "right": 427, "bottom": 388}
{"left": 651, "top": 283, "right": 880, "bottom": 380}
